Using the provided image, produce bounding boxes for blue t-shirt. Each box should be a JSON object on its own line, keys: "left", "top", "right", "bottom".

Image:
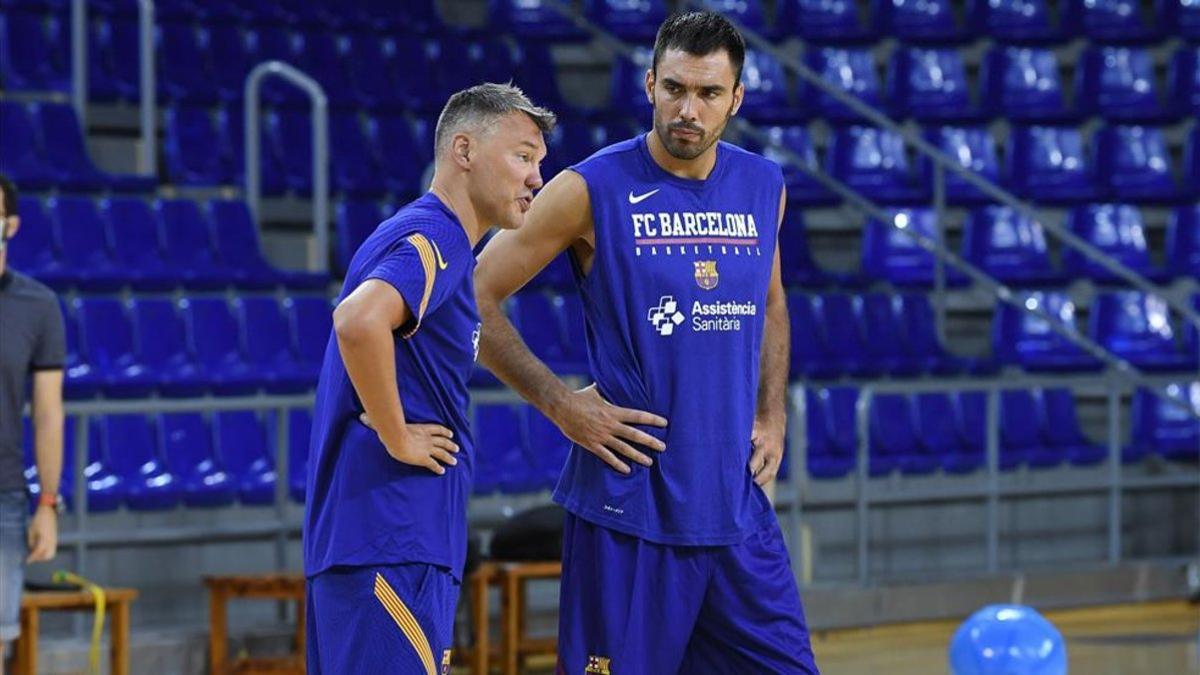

{"left": 553, "top": 134, "right": 784, "bottom": 546}
{"left": 304, "top": 193, "right": 480, "bottom": 580}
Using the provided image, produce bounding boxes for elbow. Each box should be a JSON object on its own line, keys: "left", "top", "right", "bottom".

{"left": 333, "top": 301, "right": 368, "bottom": 345}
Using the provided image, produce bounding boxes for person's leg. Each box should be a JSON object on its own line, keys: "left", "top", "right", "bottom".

{"left": 556, "top": 513, "right": 708, "bottom": 674}
{"left": 680, "top": 516, "right": 820, "bottom": 674}
{"left": 0, "top": 492, "right": 28, "bottom": 675}
{"left": 307, "top": 563, "right": 461, "bottom": 675}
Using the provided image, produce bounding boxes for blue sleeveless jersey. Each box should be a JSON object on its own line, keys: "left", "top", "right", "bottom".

{"left": 554, "top": 134, "right": 784, "bottom": 546}
{"left": 304, "top": 193, "right": 480, "bottom": 580}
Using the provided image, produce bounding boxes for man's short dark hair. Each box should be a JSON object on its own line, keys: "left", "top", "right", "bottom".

{"left": 652, "top": 11, "right": 746, "bottom": 85}
{"left": 0, "top": 174, "right": 16, "bottom": 218}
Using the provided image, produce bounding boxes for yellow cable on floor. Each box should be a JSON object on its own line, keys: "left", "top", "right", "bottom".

{"left": 52, "top": 571, "right": 106, "bottom": 675}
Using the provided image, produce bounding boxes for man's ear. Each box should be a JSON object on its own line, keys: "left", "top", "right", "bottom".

{"left": 730, "top": 81, "right": 745, "bottom": 118}
{"left": 644, "top": 68, "right": 655, "bottom": 105}
{"left": 450, "top": 133, "right": 473, "bottom": 170}
{"left": 4, "top": 215, "right": 19, "bottom": 240}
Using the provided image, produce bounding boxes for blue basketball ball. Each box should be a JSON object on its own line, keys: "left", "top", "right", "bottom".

{"left": 948, "top": 604, "right": 1067, "bottom": 675}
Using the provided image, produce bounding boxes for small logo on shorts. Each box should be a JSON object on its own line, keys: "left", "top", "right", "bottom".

{"left": 694, "top": 260, "right": 719, "bottom": 290}
{"left": 585, "top": 655, "right": 612, "bottom": 674}
{"left": 441, "top": 649, "right": 452, "bottom": 674}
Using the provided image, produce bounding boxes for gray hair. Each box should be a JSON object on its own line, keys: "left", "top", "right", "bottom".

{"left": 434, "top": 82, "right": 557, "bottom": 154}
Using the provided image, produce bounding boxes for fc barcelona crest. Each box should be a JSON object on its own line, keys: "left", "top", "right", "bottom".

{"left": 694, "top": 260, "right": 719, "bottom": 290}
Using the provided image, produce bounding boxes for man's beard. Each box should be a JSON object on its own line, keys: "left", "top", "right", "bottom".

{"left": 653, "top": 107, "right": 732, "bottom": 161}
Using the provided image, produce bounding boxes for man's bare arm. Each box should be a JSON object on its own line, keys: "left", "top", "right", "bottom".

{"left": 475, "top": 171, "right": 667, "bottom": 474}
{"left": 28, "top": 369, "right": 63, "bottom": 562}
{"left": 750, "top": 188, "right": 791, "bottom": 488}
{"left": 334, "top": 280, "right": 459, "bottom": 474}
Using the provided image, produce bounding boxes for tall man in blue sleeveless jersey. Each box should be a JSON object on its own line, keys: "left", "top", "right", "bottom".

{"left": 475, "top": 12, "right": 819, "bottom": 673}
{"left": 304, "top": 83, "right": 554, "bottom": 674}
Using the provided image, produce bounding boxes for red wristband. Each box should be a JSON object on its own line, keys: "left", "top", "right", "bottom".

{"left": 38, "top": 493, "right": 58, "bottom": 509}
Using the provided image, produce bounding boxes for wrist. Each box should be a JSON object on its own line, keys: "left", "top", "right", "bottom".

{"left": 37, "top": 492, "right": 60, "bottom": 513}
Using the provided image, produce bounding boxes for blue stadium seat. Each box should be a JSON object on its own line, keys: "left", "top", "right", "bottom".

{"left": 1063, "top": 203, "right": 1169, "bottom": 283}
{"left": 525, "top": 406, "right": 570, "bottom": 489}
{"left": 206, "top": 24, "right": 255, "bottom": 103}
{"left": 331, "top": 112, "right": 387, "bottom": 197}
{"left": 246, "top": 27, "right": 303, "bottom": 107}
{"left": 99, "top": 198, "right": 178, "bottom": 290}
{"left": 282, "top": 410, "right": 310, "bottom": 503}
{"left": 867, "top": 394, "right": 910, "bottom": 476}
{"left": 46, "top": 196, "right": 125, "bottom": 290}
{"left": 874, "top": 0, "right": 971, "bottom": 42}
{"left": 588, "top": 0, "right": 668, "bottom": 41}
{"left": 1188, "top": 126, "right": 1200, "bottom": 200}
{"left": 1095, "top": 126, "right": 1185, "bottom": 204}
{"left": 9, "top": 196, "right": 64, "bottom": 282}
{"left": 861, "top": 208, "right": 967, "bottom": 287}
{"left": 293, "top": 31, "right": 358, "bottom": 109}
{"left": 207, "top": 199, "right": 327, "bottom": 290}
{"left": 158, "top": 21, "right": 218, "bottom": 103}
{"left": 97, "top": 18, "right": 144, "bottom": 102}
{"left": 97, "top": 414, "right": 180, "bottom": 510}
{"left": 994, "top": 292, "right": 1101, "bottom": 372}
{"left": 999, "top": 389, "right": 1061, "bottom": 468}
{"left": 84, "top": 418, "right": 124, "bottom": 512}
{"left": 756, "top": 126, "right": 839, "bottom": 207}
{"left": 75, "top": 297, "right": 156, "bottom": 397}
{"left": 969, "top": 0, "right": 1062, "bottom": 42}
{"left": 159, "top": 413, "right": 236, "bottom": 507}
{"left": 512, "top": 42, "right": 575, "bottom": 118}
{"left": 779, "top": 208, "right": 837, "bottom": 288}
{"left": 814, "top": 294, "right": 882, "bottom": 377}
{"left": 1166, "top": 205, "right": 1200, "bottom": 279}
{"left": 702, "top": 0, "right": 771, "bottom": 32}
{"left": 345, "top": 35, "right": 405, "bottom": 111}
{"left": 214, "top": 411, "right": 276, "bottom": 506}
{"left": 392, "top": 38, "right": 442, "bottom": 113}
{"left": 216, "top": 103, "right": 287, "bottom": 195}
{"left": 1169, "top": 46, "right": 1200, "bottom": 118}
{"left": 266, "top": 109, "right": 316, "bottom": 195}
{"left": 475, "top": 405, "right": 535, "bottom": 494}
{"left": 180, "top": 296, "right": 262, "bottom": 395}
{"left": 32, "top": 102, "right": 155, "bottom": 192}
{"left": 777, "top": 0, "right": 875, "bottom": 42}
{"left": 0, "top": 101, "right": 56, "bottom": 190}
{"left": 1006, "top": 126, "right": 1102, "bottom": 204}
{"left": 982, "top": 47, "right": 1071, "bottom": 122}
{"left": 1038, "top": 389, "right": 1106, "bottom": 465}
{"left": 512, "top": 290, "right": 588, "bottom": 375}
{"left": 962, "top": 206, "right": 1064, "bottom": 286}
{"left": 803, "top": 48, "right": 885, "bottom": 122}
{"left": 236, "top": 296, "right": 314, "bottom": 393}
{"left": 897, "top": 294, "right": 976, "bottom": 373}
{"left": 1129, "top": 383, "right": 1200, "bottom": 462}
{"left": 1063, "top": 0, "right": 1163, "bottom": 42}
{"left": 128, "top": 297, "right": 207, "bottom": 397}
{"left": 490, "top": 0, "right": 588, "bottom": 41}
{"left": 85, "top": 17, "right": 123, "bottom": 102}
{"left": 335, "top": 200, "right": 383, "bottom": 277}
{"left": 0, "top": 10, "right": 70, "bottom": 92}
{"left": 1077, "top": 47, "right": 1168, "bottom": 122}
{"left": 806, "top": 388, "right": 858, "bottom": 479}
{"left": 287, "top": 295, "right": 333, "bottom": 382}
{"left": 60, "top": 301, "right": 102, "bottom": 399}
{"left": 164, "top": 104, "right": 233, "bottom": 186}
{"left": 915, "top": 392, "right": 981, "bottom": 474}
{"left": 828, "top": 127, "right": 927, "bottom": 203}
{"left": 787, "top": 293, "right": 842, "bottom": 380}
{"left": 155, "top": 199, "right": 235, "bottom": 290}
{"left": 888, "top": 48, "right": 977, "bottom": 122}
{"left": 1091, "top": 291, "right": 1195, "bottom": 371}
{"left": 366, "top": 114, "right": 429, "bottom": 199}
{"left": 609, "top": 49, "right": 654, "bottom": 120}
{"left": 1168, "top": 0, "right": 1200, "bottom": 40}
{"left": 857, "top": 293, "right": 928, "bottom": 376}
{"left": 736, "top": 50, "right": 793, "bottom": 123}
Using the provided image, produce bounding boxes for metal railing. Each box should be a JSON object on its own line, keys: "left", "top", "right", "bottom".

{"left": 69, "top": 0, "right": 157, "bottom": 175}
{"left": 243, "top": 61, "right": 330, "bottom": 274}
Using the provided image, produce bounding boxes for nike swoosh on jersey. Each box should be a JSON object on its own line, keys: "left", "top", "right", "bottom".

{"left": 628, "top": 189, "right": 660, "bottom": 205}
{"left": 431, "top": 241, "right": 449, "bottom": 270}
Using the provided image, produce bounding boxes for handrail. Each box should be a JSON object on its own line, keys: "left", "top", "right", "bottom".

{"left": 243, "top": 61, "right": 330, "bottom": 273}
{"left": 70, "top": 0, "right": 87, "bottom": 127}
{"left": 138, "top": 0, "right": 156, "bottom": 176}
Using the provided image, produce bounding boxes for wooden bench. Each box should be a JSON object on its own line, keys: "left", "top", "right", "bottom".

{"left": 466, "top": 561, "right": 561, "bottom": 675}
{"left": 13, "top": 587, "right": 138, "bottom": 675}
{"left": 204, "top": 574, "right": 305, "bottom": 675}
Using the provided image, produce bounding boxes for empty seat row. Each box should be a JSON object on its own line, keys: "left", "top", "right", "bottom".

{"left": 11, "top": 195, "right": 326, "bottom": 291}
{"left": 756, "top": 123, "right": 1200, "bottom": 207}
{"left": 995, "top": 291, "right": 1200, "bottom": 373}
{"left": 788, "top": 292, "right": 984, "bottom": 380}
{"left": 784, "top": 203, "right": 1200, "bottom": 290}
{"left": 60, "top": 294, "right": 332, "bottom": 399}
{"left": 22, "top": 410, "right": 311, "bottom": 511}
{"left": 614, "top": 44, "right": 1200, "bottom": 125}
{"left": 473, "top": 404, "right": 571, "bottom": 494}
{"left": 495, "top": 0, "right": 1200, "bottom": 44}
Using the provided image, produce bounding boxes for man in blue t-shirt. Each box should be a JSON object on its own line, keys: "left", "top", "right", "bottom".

{"left": 303, "top": 83, "right": 554, "bottom": 675}
{"left": 475, "top": 12, "right": 820, "bottom": 674}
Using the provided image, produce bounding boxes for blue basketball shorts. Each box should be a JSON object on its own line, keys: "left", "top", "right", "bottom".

{"left": 556, "top": 512, "right": 820, "bottom": 674}
{"left": 306, "top": 563, "right": 460, "bottom": 675}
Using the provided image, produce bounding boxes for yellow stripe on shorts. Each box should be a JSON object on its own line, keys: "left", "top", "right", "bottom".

{"left": 373, "top": 572, "right": 437, "bottom": 675}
